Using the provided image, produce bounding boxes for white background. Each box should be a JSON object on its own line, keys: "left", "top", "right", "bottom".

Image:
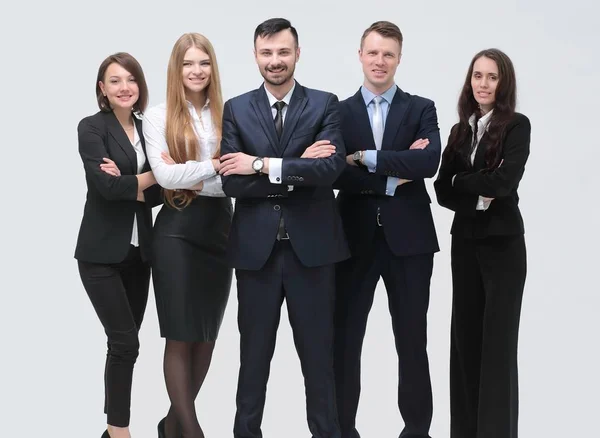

{"left": 1, "top": 0, "right": 598, "bottom": 436}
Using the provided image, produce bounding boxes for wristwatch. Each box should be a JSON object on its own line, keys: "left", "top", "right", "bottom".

{"left": 252, "top": 157, "right": 264, "bottom": 174}
{"left": 353, "top": 151, "right": 366, "bottom": 169}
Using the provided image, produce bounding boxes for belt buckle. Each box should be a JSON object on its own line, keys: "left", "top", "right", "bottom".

{"left": 277, "top": 231, "right": 290, "bottom": 241}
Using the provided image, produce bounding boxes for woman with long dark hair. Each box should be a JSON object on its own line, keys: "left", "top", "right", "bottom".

{"left": 143, "top": 33, "right": 232, "bottom": 438}
{"left": 434, "top": 48, "right": 531, "bottom": 438}
{"left": 76, "top": 52, "right": 160, "bottom": 438}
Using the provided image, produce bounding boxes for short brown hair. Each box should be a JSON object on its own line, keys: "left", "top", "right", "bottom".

{"left": 95, "top": 52, "right": 149, "bottom": 113}
{"left": 360, "top": 21, "right": 403, "bottom": 49}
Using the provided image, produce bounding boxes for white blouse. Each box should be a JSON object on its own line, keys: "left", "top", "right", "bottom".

{"left": 468, "top": 110, "right": 494, "bottom": 211}
{"left": 130, "top": 126, "right": 145, "bottom": 246}
{"left": 142, "top": 100, "right": 225, "bottom": 197}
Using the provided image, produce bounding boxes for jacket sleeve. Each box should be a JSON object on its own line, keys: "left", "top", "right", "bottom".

{"left": 372, "top": 100, "right": 441, "bottom": 180}
{"left": 78, "top": 118, "right": 138, "bottom": 201}
{"left": 221, "top": 100, "right": 289, "bottom": 199}
{"left": 279, "top": 94, "right": 346, "bottom": 186}
{"left": 452, "top": 115, "right": 531, "bottom": 198}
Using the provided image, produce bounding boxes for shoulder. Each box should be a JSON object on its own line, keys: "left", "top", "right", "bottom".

{"left": 78, "top": 111, "right": 107, "bottom": 133}
{"left": 402, "top": 90, "right": 435, "bottom": 109}
{"left": 143, "top": 102, "right": 167, "bottom": 124}
{"left": 302, "top": 85, "right": 337, "bottom": 104}
{"left": 225, "top": 90, "right": 254, "bottom": 108}
{"left": 505, "top": 112, "right": 531, "bottom": 137}
{"left": 509, "top": 112, "right": 530, "bottom": 128}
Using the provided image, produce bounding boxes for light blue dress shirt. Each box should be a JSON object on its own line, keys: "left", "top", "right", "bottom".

{"left": 360, "top": 84, "right": 400, "bottom": 196}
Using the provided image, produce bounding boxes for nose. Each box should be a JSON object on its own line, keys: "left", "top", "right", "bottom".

{"left": 375, "top": 54, "right": 384, "bottom": 65}
{"left": 480, "top": 77, "right": 489, "bottom": 88}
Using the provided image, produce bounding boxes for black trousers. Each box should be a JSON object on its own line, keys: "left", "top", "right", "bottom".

{"left": 450, "top": 235, "right": 526, "bottom": 438}
{"left": 233, "top": 240, "right": 340, "bottom": 438}
{"left": 78, "top": 245, "right": 150, "bottom": 427}
{"left": 334, "top": 228, "right": 434, "bottom": 438}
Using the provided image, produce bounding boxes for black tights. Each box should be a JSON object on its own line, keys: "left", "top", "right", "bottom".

{"left": 163, "top": 340, "right": 215, "bottom": 438}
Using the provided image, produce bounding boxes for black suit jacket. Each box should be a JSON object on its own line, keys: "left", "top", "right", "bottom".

{"left": 334, "top": 88, "right": 441, "bottom": 256}
{"left": 75, "top": 111, "right": 162, "bottom": 264}
{"left": 221, "top": 83, "right": 350, "bottom": 270}
{"left": 434, "top": 112, "right": 531, "bottom": 238}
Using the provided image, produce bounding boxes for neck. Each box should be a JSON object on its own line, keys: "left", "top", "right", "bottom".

{"left": 480, "top": 104, "right": 493, "bottom": 116}
{"left": 363, "top": 80, "right": 393, "bottom": 96}
{"left": 113, "top": 107, "right": 134, "bottom": 127}
{"left": 186, "top": 91, "right": 207, "bottom": 114}
{"left": 265, "top": 78, "right": 294, "bottom": 101}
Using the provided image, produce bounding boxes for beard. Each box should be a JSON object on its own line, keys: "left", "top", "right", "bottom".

{"left": 261, "top": 63, "right": 295, "bottom": 86}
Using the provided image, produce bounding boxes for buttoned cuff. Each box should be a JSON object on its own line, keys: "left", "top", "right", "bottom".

{"left": 386, "top": 177, "right": 399, "bottom": 196}
{"left": 363, "top": 150, "right": 377, "bottom": 173}
{"left": 268, "top": 158, "right": 283, "bottom": 184}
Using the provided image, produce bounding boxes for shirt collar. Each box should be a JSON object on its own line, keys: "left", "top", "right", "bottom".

{"left": 186, "top": 98, "right": 211, "bottom": 110}
{"left": 469, "top": 109, "right": 494, "bottom": 130}
{"left": 360, "top": 83, "right": 398, "bottom": 107}
{"left": 264, "top": 81, "right": 296, "bottom": 108}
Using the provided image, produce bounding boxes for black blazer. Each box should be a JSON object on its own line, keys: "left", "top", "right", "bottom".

{"left": 75, "top": 111, "right": 161, "bottom": 264}
{"left": 434, "top": 112, "right": 531, "bottom": 238}
{"left": 221, "top": 83, "right": 350, "bottom": 270}
{"left": 334, "top": 88, "right": 441, "bottom": 256}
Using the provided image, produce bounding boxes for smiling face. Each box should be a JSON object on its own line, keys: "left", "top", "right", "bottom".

{"left": 471, "top": 56, "right": 499, "bottom": 113}
{"left": 359, "top": 30, "right": 401, "bottom": 94}
{"left": 98, "top": 62, "right": 139, "bottom": 111}
{"left": 181, "top": 46, "right": 211, "bottom": 97}
{"left": 254, "top": 29, "right": 299, "bottom": 89}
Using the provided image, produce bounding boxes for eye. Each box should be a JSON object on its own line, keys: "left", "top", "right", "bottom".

{"left": 128, "top": 77, "right": 137, "bottom": 82}
{"left": 110, "top": 79, "right": 118, "bottom": 84}
{"left": 183, "top": 62, "right": 192, "bottom": 66}
{"left": 201, "top": 61, "right": 211, "bottom": 66}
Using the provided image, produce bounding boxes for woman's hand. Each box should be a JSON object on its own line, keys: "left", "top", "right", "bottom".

{"left": 100, "top": 158, "right": 121, "bottom": 176}
{"left": 161, "top": 151, "right": 176, "bottom": 165}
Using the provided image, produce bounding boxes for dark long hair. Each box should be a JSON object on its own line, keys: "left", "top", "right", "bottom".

{"left": 444, "top": 48, "right": 517, "bottom": 169}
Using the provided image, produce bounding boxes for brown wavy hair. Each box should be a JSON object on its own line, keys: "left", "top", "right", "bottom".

{"left": 444, "top": 48, "right": 517, "bottom": 169}
{"left": 164, "top": 33, "right": 224, "bottom": 209}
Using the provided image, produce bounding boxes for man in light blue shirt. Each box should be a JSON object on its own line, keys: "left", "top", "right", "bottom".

{"left": 333, "top": 20, "right": 441, "bottom": 438}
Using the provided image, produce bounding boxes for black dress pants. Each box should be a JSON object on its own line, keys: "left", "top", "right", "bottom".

{"left": 233, "top": 240, "right": 340, "bottom": 438}
{"left": 334, "top": 228, "right": 434, "bottom": 438}
{"left": 450, "top": 235, "right": 526, "bottom": 438}
{"left": 78, "top": 245, "right": 150, "bottom": 427}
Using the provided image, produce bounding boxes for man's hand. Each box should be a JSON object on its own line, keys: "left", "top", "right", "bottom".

{"left": 301, "top": 140, "right": 336, "bottom": 158}
{"left": 219, "top": 152, "right": 258, "bottom": 176}
{"left": 410, "top": 138, "right": 430, "bottom": 150}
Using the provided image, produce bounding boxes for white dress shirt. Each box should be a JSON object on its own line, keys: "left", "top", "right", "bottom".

{"left": 264, "top": 83, "right": 295, "bottom": 187}
{"left": 469, "top": 110, "right": 494, "bottom": 210}
{"left": 130, "top": 126, "right": 145, "bottom": 246}
{"left": 142, "top": 100, "right": 225, "bottom": 197}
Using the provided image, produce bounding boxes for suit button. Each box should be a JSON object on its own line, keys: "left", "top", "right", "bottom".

{"left": 274, "top": 205, "right": 281, "bottom": 211}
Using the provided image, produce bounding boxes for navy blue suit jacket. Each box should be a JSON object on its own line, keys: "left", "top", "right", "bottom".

{"left": 221, "top": 83, "right": 350, "bottom": 270}
{"left": 334, "top": 87, "right": 441, "bottom": 256}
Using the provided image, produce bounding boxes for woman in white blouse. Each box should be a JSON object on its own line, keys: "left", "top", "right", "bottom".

{"left": 143, "top": 33, "right": 232, "bottom": 438}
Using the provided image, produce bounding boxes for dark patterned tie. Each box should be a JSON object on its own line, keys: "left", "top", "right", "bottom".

{"left": 273, "top": 101, "right": 286, "bottom": 138}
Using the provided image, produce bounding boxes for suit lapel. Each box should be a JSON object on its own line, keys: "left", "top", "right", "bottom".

{"left": 105, "top": 111, "right": 136, "bottom": 173}
{"left": 250, "top": 85, "right": 280, "bottom": 156}
{"left": 381, "top": 88, "right": 410, "bottom": 150}
{"left": 348, "top": 89, "right": 376, "bottom": 150}
{"left": 280, "top": 85, "right": 308, "bottom": 154}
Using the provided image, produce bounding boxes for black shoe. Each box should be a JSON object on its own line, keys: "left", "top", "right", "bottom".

{"left": 102, "top": 431, "right": 110, "bottom": 438}
{"left": 157, "top": 417, "right": 166, "bottom": 438}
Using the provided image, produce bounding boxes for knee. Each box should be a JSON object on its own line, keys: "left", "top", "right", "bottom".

{"left": 107, "top": 328, "right": 140, "bottom": 363}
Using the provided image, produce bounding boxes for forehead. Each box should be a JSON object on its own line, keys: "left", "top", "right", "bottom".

{"left": 473, "top": 56, "right": 498, "bottom": 73}
{"left": 184, "top": 46, "right": 209, "bottom": 61}
{"left": 362, "top": 31, "right": 401, "bottom": 53}
{"left": 255, "top": 29, "right": 296, "bottom": 51}
{"left": 105, "top": 62, "right": 133, "bottom": 78}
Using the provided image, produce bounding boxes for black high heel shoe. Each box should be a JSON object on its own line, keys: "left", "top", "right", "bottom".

{"left": 157, "top": 417, "right": 166, "bottom": 438}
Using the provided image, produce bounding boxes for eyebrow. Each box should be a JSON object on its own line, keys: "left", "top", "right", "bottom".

{"left": 473, "top": 70, "right": 498, "bottom": 75}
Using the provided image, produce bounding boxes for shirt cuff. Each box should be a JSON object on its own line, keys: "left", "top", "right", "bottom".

{"left": 199, "top": 175, "right": 225, "bottom": 197}
{"left": 268, "top": 158, "right": 283, "bottom": 184}
{"left": 476, "top": 196, "right": 491, "bottom": 211}
{"left": 386, "top": 177, "right": 400, "bottom": 196}
{"left": 362, "top": 150, "right": 377, "bottom": 173}
{"left": 452, "top": 174, "right": 457, "bottom": 186}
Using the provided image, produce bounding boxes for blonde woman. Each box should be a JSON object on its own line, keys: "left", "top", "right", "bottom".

{"left": 143, "top": 33, "right": 232, "bottom": 438}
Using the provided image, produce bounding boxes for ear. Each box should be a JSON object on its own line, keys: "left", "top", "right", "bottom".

{"left": 98, "top": 81, "right": 106, "bottom": 96}
{"left": 295, "top": 46, "right": 301, "bottom": 62}
{"left": 358, "top": 48, "right": 362, "bottom": 62}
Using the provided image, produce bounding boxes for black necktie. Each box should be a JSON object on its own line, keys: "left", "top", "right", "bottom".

{"left": 273, "top": 101, "right": 286, "bottom": 138}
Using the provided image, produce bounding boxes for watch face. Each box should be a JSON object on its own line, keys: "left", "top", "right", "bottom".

{"left": 252, "top": 158, "right": 263, "bottom": 171}
{"left": 353, "top": 151, "right": 361, "bottom": 160}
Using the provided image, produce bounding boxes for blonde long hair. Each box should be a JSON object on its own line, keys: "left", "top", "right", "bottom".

{"left": 164, "top": 33, "right": 224, "bottom": 209}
